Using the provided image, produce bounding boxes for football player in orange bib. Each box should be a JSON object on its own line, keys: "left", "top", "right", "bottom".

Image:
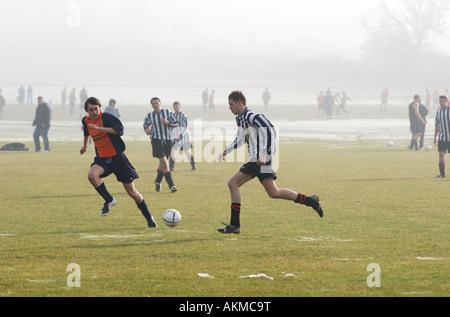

{"left": 80, "top": 97, "right": 157, "bottom": 228}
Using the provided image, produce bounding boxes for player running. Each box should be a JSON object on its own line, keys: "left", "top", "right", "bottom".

{"left": 143, "top": 97, "right": 179, "bottom": 193}
{"left": 217, "top": 91, "right": 323, "bottom": 234}
{"left": 80, "top": 97, "right": 157, "bottom": 228}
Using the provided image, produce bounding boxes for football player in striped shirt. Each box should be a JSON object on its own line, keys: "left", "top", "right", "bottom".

{"left": 80, "top": 97, "right": 157, "bottom": 228}
{"left": 434, "top": 95, "right": 450, "bottom": 178}
{"left": 169, "top": 101, "right": 196, "bottom": 171}
{"left": 217, "top": 91, "right": 323, "bottom": 234}
{"left": 143, "top": 97, "right": 178, "bottom": 192}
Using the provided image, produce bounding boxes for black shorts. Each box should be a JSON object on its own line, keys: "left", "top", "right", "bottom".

{"left": 92, "top": 153, "right": 138, "bottom": 184}
{"left": 438, "top": 140, "right": 450, "bottom": 153}
{"left": 151, "top": 139, "right": 173, "bottom": 158}
{"left": 239, "top": 162, "right": 277, "bottom": 183}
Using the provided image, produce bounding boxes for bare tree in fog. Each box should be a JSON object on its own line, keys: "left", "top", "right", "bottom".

{"left": 361, "top": 0, "right": 449, "bottom": 84}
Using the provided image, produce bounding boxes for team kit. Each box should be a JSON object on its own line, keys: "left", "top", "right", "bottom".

{"left": 80, "top": 91, "right": 324, "bottom": 234}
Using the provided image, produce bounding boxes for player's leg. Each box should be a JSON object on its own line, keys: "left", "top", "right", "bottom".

{"left": 88, "top": 164, "right": 116, "bottom": 216}
{"left": 218, "top": 172, "right": 253, "bottom": 234}
{"left": 437, "top": 148, "right": 446, "bottom": 178}
{"left": 123, "top": 182, "right": 157, "bottom": 228}
{"left": 159, "top": 156, "right": 177, "bottom": 192}
{"left": 169, "top": 146, "right": 176, "bottom": 171}
{"left": 228, "top": 171, "right": 253, "bottom": 204}
{"left": 185, "top": 148, "right": 196, "bottom": 170}
{"left": 261, "top": 178, "right": 324, "bottom": 217}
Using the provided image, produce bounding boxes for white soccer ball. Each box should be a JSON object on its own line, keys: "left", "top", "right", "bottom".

{"left": 386, "top": 141, "right": 394, "bottom": 147}
{"left": 425, "top": 145, "right": 432, "bottom": 151}
{"left": 163, "top": 209, "right": 181, "bottom": 227}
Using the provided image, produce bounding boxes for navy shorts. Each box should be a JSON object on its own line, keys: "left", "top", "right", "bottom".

{"left": 239, "top": 161, "right": 277, "bottom": 183}
{"left": 151, "top": 139, "right": 173, "bottom": 158}
{"left": 92, "top": 152, "right": 138, "bottom": 184}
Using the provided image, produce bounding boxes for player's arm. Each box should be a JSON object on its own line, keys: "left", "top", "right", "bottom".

{"left": 88, "top": 124, "right": 119, "bottom": 135}
{"left": 143, "top": 114, "right": 153, "bottom": 135}
{"left": 80, "top": 135, "right": 89, "bottom": 155}
{"left": 219, "top": 127, "right": 246, "bottom": 162}
{"left": 97, "top": 113, "right": 124, "bottom": 135}
{"left": 434, "top": 126, "right": 439, "bottom": 146}
{"left": 80, "top": 119, "right": 89, "bottom": 155}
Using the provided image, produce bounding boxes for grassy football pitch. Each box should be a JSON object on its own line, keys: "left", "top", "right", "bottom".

{"left": 0, "top": 141, "right": 448, "bottom": 297}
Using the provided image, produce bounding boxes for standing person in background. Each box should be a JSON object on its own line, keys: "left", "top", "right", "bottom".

{"left": 26, "top": 85, "right": 33, "bottom": 105}
{"left": 262, "top": 87, "right": 271, "bottom": 113}
{"left": 323, "top": 89, "right": 334, "bottom": 120}
{"left": 17, "top": 85, "right": 25, "bottom": 105}
{"left": 202, "top": 88, "right": 208, "bottom": 113}
{"left": 316, "top": 90, "right": 325, "bottom": 119}
{"left": 80, "top": 97, "right": 157, "bottom": 227}
{"left": 408, "top": 95, "right": 426, "bottom": 151}
{"left": 69, "top": 88, "right": 76, "bottom": 116}
{"left": 170, "top": 101, "right": 196, "bottom": 171}
{"left": 380, "top": 87, "right": 389, "bottom": 112}
{"left": 61, "top": 87, "right": 67, "bottom": 109}
{"left": 434, "top": 95, "right": 450, "bottom": 178}
{"left": 104, "top": 98, "right": 121, "bottom": 118}
{"left": 32, "top": 96, "right": 51, "bottom": 152}
{"left": 143, "top": 97, "right": 179, "bottom": 193}
{"left": 208, "top": 90, "right": 215, "bottom": 118}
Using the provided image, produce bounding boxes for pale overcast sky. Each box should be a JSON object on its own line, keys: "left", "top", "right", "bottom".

{"left": 0, "top": 0, "right": 448, "bottom": 86}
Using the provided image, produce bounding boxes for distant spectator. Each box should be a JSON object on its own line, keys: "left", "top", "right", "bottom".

{"left": 104, "top": 99, "right": 121, "bottom": 118}
{"left": 27, "top": 85, "right": 33, "bottom": 105}
{"left": 32, "top": 96, "right": 51, "bottom": 152}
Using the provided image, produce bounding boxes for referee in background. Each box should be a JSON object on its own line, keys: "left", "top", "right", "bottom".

{"left": 144, "top": 97, "right": 179, "bottom": 192}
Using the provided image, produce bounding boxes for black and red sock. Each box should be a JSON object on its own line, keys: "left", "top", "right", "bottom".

{"left": 295, "top": 193, "right": 314, "bottom": 207}
{"left": 230, "top": 203, "right": 241, "bottom": 227}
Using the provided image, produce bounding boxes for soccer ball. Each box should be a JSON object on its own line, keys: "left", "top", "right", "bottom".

{"left": 386, "top": 141, "right": 394, "bottom": 147}
{"left": 163, "top": 209, "right": 181, "bottom": 227}
{"left": 425, "top": 145, "right": 432, "bottom": 151}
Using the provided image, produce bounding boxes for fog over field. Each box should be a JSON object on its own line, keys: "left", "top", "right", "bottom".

{"left": 1, "top": 0, "right": 449, "bottom": 88}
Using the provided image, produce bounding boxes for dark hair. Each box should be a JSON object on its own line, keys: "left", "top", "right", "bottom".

{"left": 84, "top": 96, "right": 102, "bottom": 112}
{"left": 151, "top": 97, "right": 161, "bottom": 103}
{"left": 228, "top": 90, "right": 246, "bottom": 106}
{"left": 414, "top": 95, "right": 420, "bottom": 100}
{"left": 440, "top": 95, "right": 448, "bottom": 101}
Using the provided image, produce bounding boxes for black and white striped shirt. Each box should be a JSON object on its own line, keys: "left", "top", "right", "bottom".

{"left": 225, "top": 108, "right": 276, "bottom": 162}
{"left": 143, "top": 109, "right": 178, "bottom": 140}
{"left": 172, "top": 112, "right": 191, "bottom": 143}
{"left": 435, "top": 107, "right": 450, "bottom": 142}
